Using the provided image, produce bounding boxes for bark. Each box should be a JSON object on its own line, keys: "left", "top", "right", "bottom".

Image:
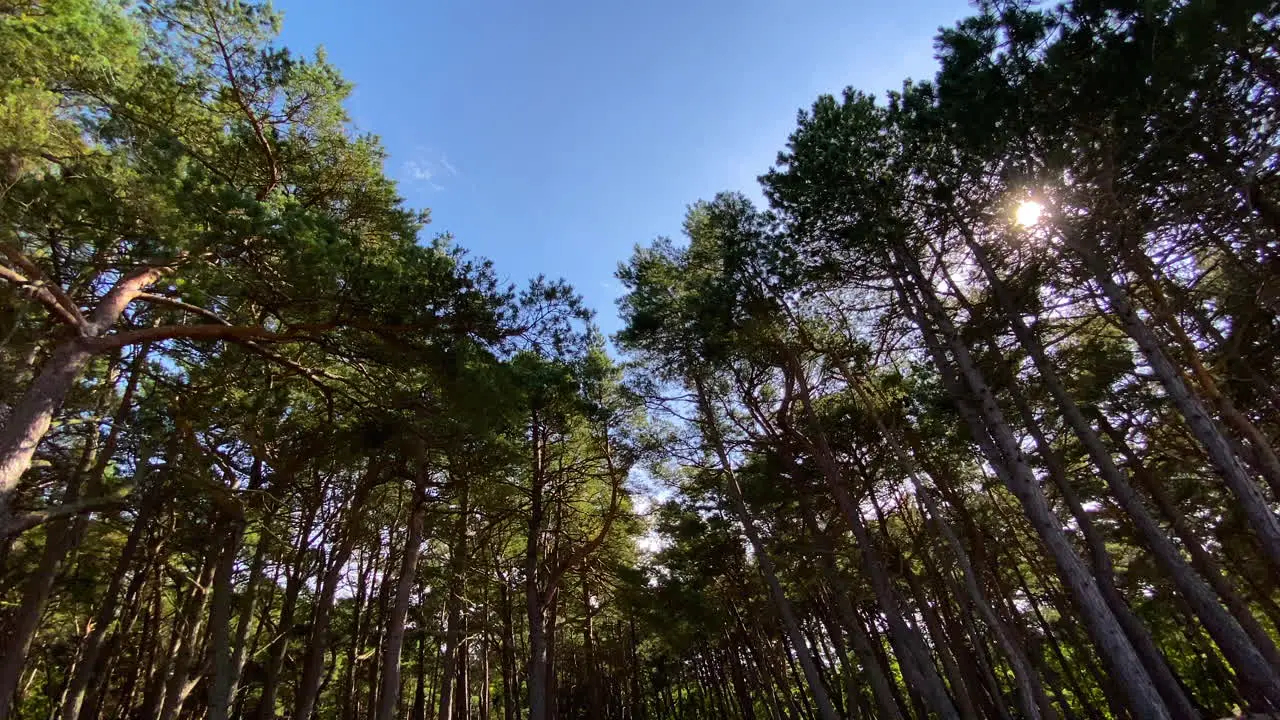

{"left": 375, "top": 480, "right": 427, "bottom": 720}
{"left": 787, "top": 366, "right": 960, "bottom": 720}
{"left": 0, "top": 349, "right": 145, "bottom": 720}
{"left": 797, "top": 493, "right": 904, "bottom": 720}
{"left": 998, "top": 366, "right": 1201, "bottom": 720}
{"left": 1096, "top": 412, "right": 1280, "bottom": 673}
{"left": 581, "top": 576, "right": 603, "bottom": 720}
{"left": 439, "top": 479, "right": 470, "bottom": 720}
{"left": 892, "top": 249, "right": 1171, "bottom": 719}
{"left": 527, "top": 406, "right": 552, "bottom": 720}
{"left": 155, "top": 552, "right": 219, "bottom": 720}
{"left": 629, "top": 616, "right": 645, "bottom": 720}
{"left": 480, "top": 595, "right": 491, "bottom": 720}
{"left": 412, "top": 631, "right": 429, "bottom": 720}
{"left": 1063, "top": 233, "right": 1280, "bottom": 570}
{"left": 691, "top": 377, "right": 841, "bottom": 720}
{"left": 206, "top": 513, "right": 248, "bottom": 720}
{"left": 254, "top": 495, "right": 320, "bottom": 720}
{"left": 293, "top": 460, "right": 385, "bottom": 720}
{"left": 227, "top": 513, "right": 269, "bottom": 702}
{"left": 0, "top": 339, "right": 94, "bottom": 528}
{"left": 1126, "top": 248, "right": 1280, "bottom": 496}
{"left": 837, "top": 359, "right": 1053, "bottom": 720}
{"left": 341, "top": 551, "right": 373, "bottom": 720}
{"left": 960, "top": 227, "right": 1280, "bottom": 706}
{"left": 0, "top": 265, "right": 165, "bottom": 528}
{"left": 60, "top": 487, "right": 164, "bottom": 720}
{"left": 500, "top": 580, "right": 518, "bottom": 720}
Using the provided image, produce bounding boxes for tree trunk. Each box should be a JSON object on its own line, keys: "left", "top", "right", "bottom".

{"left": 835, "top": 358, "right": 1053, "bottom": 720}
{"left": 155, "top": 553, "right": 219, "bottom": 720}
{"left": 0, "top": 339, "right": 93, "bottom": 528}
{"left": 500, "top": 580, "right": 518, "bottom": 720}
{"left": 796, "top": 492, "right": 904, "bottom": 720}
{"left": 294, "top": 460, "right": 385, "bottom": 720}
{"left": 787, "top": 368, "right": 960, "bottom": 720}
{"left": 376, "top": 480, "right": 427, "bottom": 720}
{"left": 60, "top": 486, "right": 164, "bottom": 720}
{"left": 892, "top": 249, "right": 1171, "bottom": 720}
{"left": 0, "top": 266, "right": 164, "bottom": 529}
{"left": 1063, "top": 233, "right": 1280, "bottom": 570}
{"left": 0, "top": 348, "right": 146, "bottom": 720}
{"left": 254, "top": 495, "right": 320, "bottom": 720}
{"left": 580, "top": 576, "right": 604, "bottom": 720}
{"left": 207, "top": 513, "right": 248, "bottom": 720}
{"left": 691, "top": 377, "right": 841, "bottom": 720}
{"left": 440, "top": 478, "right": 471, "bottom": 720}
{"left": 961, "top": 226, "right": 1280, "bottom": 706}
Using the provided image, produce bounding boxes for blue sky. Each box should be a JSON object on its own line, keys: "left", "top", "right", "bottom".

{"left": 272, "top": 0, "right": 973, "bottom": 336}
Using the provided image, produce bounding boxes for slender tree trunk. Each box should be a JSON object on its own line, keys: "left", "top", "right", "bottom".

{"left": 995, "top": 365, "right": 1201, "bottom": 720}
{"left": 1063, "top": 233, "right": 1280, "bottom": 569}
{"left": 787, "top": 368, "right": 959, "bottom": 720}
{"left": 891, "top": 249, "right": 1170, "bottom": 719}
{"left": 207, "top": 512, "right": 248, "bottom": 720}
{"left": 155, "top": 552, "right": 219, "bottom": 720}
{"left": 581, "top": 576, "right": 603, "bottom": 720}
{"left": 254, "top": 495, "right": 320, "bottom": 720}
{"left": 60, "top": 485, "right": 163, "bottom": 720}
{"left": 1097, "top": 412, "right": 1280, "bottom": 673}
{"left": 834, "top": 359, "right": 1053, "bottom": 720}
{"left": 629, "top": 616, "right": 645, "bottom": 720}
{"left": 480, "top": 596, "right": 491, "bottom": 720}
{"left": 796, "top": 493, "right": 904, "bottom": 720}
{"left": 691, "top": 377, "right": 841, "bottom": 720}
{"left": 294, "top": 460, "right": 384, "bottom": 720}
{"left": 440, "top": 479, "right": 471, "bottom": 720}
{"left": 500, "top": 581, "right": 518, "bottom": 720}
{"left": 376, "top": 480, "right": 427, "bottom": 720}
{"left": 228, "top": 517, "right": 269, "bottom": 704}
{"left": 960, "top": 227, "right": 1280, "bottom": 706}
{"left": 527, "top": 407, "right": 551, "bottom": 720}
{"left": 413, "top": 631, "right": 429, "bottom": 720}
{"left": 1126, "top": 248, "right": 1280, "bottom": 495}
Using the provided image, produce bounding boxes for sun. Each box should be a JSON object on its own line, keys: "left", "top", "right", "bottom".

{"left": 1015, "top": 200, "right": 1044, "bottom": 227}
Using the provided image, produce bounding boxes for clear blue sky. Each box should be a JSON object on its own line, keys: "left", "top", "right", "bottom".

{"left": 272, "top": 0, "right": 972, "bottom": 335}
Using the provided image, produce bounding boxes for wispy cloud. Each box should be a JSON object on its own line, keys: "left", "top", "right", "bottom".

{"left": 403, "top": 161, "right": 435, "bottom": 181}
{"left": 400, "top": 148, "right": 457, "bottom": 191}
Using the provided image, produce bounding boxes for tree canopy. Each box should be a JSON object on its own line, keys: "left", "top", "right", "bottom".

{"left": 3, "top": 0, "right": 1280, "bottom": 719}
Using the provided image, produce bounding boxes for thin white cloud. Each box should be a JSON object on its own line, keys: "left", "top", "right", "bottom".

{"left": 403, "top": 160, "right": 433, "bottom": 181}
{"left": 400, "top": 148, "right": 456, "bottom": 191}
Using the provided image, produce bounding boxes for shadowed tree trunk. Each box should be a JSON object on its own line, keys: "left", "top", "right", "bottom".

{"left": 376, "top": 477, "right": 427, "bottom": 720}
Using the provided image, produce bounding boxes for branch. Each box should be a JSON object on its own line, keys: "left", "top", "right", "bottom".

{"left": 0, "top": 263, "right": 84, "bottom": 329}
{"left": 118, "top": 294, "right": 342, "bottom": 407}
{"left": 89, "top": 264, "right": 171, "bottom": 333}
{"left": 541, "top": 428, "right": 625, "bottom": 604}
{"left": 87, "top": 322, "right": 320, "bottom": 350}
{"left": 0, "top": 488, "right": 132, "bottom": 540}
{"left": 135, "top": 292, "right": 229, "bottom": 323}
{"left": 206, "top": 4, "right": 279, "bottom": 200}
{"left": 0, "top": 242, "right": 87, "bottom": 326}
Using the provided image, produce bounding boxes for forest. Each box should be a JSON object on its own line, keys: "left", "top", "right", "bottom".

{"left": 3, "top": 0, "right": 1280, "bottom": 719}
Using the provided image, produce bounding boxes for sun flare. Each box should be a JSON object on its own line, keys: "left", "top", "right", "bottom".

{"left": 1015, "top": 200, "right": 1044, "bottom": 227}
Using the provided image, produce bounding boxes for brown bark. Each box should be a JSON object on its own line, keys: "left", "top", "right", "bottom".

{"left": 891, "top": 249, "right": 1170, "bottom": 719}
{"left": 691, "top": 376, "right": 841, "bottom": 720}
{"left": 376, "top": 479, "right": 427, "bottom": 720}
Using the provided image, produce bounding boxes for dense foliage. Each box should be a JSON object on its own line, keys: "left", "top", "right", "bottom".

{"left": 3, "top": 0, "right": 1280, "bottom": 719}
